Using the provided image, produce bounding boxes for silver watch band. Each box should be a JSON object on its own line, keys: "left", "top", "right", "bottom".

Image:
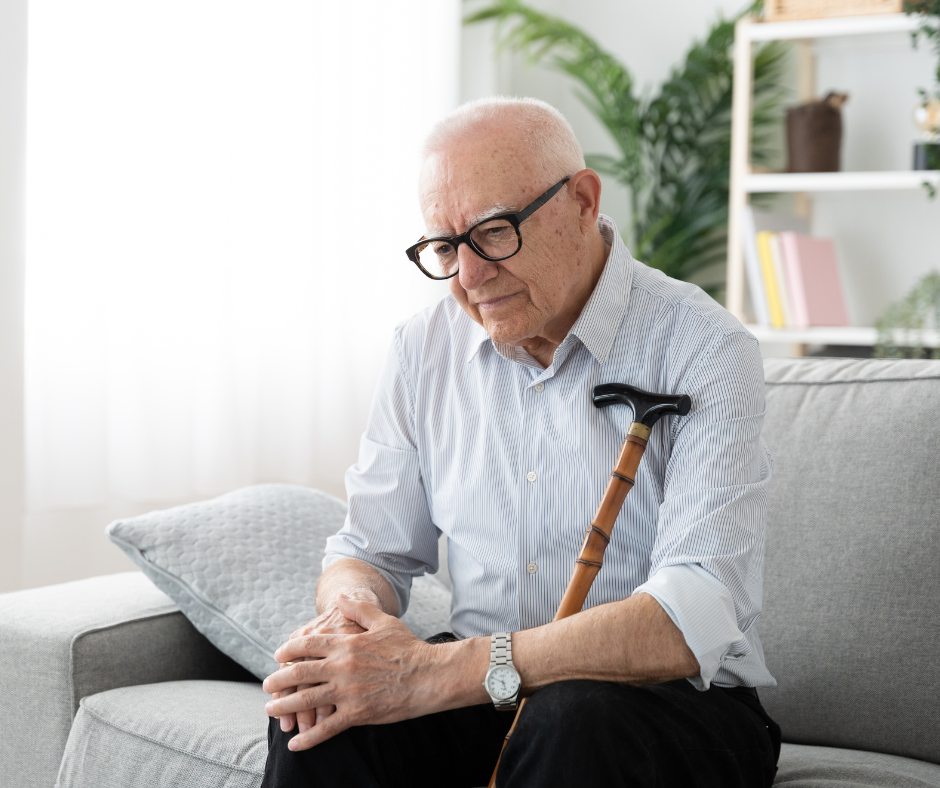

{"left": 490, "top": 632, "right": 518, "bottom": 710}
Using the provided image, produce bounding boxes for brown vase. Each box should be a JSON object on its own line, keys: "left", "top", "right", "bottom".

{"left": 787, "top": 92, "right": 849, "bottom": 173}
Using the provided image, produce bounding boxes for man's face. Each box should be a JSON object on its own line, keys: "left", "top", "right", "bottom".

{"left": 418, "top": 131, "right": 591, "bottom": 349}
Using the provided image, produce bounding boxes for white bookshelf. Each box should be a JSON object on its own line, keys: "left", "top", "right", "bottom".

{"left": 745, "top": 170, "right": 940, "bottom": 192}
{"left": 744, "top": 13, "right": 918, "bottom": 41}
{"left": 746, "top": 325, "right": 940, "bottom": 347}
{"left": 726, "top": 13, "right": 939, "bottom": 353}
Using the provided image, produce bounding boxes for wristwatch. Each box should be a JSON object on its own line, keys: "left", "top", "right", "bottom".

{"left": 483, "top": 632, "right": 522, "bottom": 710}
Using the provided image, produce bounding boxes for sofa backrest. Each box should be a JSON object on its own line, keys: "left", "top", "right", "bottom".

{"left": 758, "top": 358, "right": 940, "bottom": 765}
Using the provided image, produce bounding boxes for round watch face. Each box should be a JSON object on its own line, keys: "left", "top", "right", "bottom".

{"left": 486, "top": 665, "right": 521, "bottom": 700}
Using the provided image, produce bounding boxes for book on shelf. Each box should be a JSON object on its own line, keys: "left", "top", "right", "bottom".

{"left": 740, "top": 207, "right": 771, "bottom": 326}
{"left": 768, "top": 233, "right": 795, "bottom": 328}
{"left": 741, "top": 208, "right": 808, "bottom": 327}
{"left": 740, "top": 208, "right": 847, "bottom": 330}
{"left": 756, "top": 231, "right": 785, "bottom": 328}
{"left": 779, "top": 232, "right": 849, "bottom": 328}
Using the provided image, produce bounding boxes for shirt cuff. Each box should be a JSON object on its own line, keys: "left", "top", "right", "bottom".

{"left": 632, "top": 564, "right": 750, "bottom": 691}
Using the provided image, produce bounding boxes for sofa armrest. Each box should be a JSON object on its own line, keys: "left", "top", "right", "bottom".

{"left": 0, "top": 571, "right": 255, "bottom": 788}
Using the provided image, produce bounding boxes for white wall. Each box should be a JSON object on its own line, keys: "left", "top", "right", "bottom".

{"left": 0, "top": 0, "right": 27, "bottom": 593}
{"left": 462, "top": 1, "right": 940, "bottom": 333}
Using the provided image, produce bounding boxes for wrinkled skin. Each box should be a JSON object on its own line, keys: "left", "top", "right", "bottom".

{"left": 271, "top": 602, "right": 367, "bottom": 734}
{"left": 419, "top": 126, "right": 607, "bottom": 369}
{"left": 264, "top": 596, "right": 449, "bottom": 751}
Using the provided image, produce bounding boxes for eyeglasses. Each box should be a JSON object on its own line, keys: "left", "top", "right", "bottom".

{"left": 405, "top": 176, "right": 571, "bottom": 281}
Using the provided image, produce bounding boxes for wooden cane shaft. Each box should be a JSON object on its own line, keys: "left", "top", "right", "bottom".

{"left": 554, "top": 432, "right": 646, "bottom": 621}
{"left": 486, "top": 428, "right": 649, "bottom": 788}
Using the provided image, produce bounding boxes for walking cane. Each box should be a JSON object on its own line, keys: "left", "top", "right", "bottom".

{"left": 486, "top": 382, "right": 691, "bottom": 788}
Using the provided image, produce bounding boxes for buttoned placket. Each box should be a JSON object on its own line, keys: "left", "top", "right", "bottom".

{"left": 498, "top": 335, "right": 584, "bottom": 631}
{"left": 518, "top": 364, "right": 555, "bottom": 630}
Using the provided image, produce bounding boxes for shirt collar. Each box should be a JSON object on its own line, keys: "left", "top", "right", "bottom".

{"left": 568, "top": 214, "right": 633, "bottom": 366}
{"left": 464, "top": 214, "right": 633, "bottom": 367}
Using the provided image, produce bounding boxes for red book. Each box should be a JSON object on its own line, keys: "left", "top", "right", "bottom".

{"left": 779, "top": 232, "right": 849, "bottom": 328}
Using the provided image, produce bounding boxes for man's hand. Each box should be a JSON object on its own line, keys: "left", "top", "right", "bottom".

{"left": 272, "top": 596, "right": 372, "bottom": 734}
{"left": 263, "top": 595, "right": 455, "bottom": 751}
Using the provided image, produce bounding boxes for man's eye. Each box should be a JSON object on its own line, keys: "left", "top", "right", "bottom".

{"left": 432, "top": 242, "right": 455, "bottom": 258}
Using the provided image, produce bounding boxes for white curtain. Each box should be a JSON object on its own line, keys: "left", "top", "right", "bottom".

{"left": 26, "top": 1, "right": 459, "bottom": 510}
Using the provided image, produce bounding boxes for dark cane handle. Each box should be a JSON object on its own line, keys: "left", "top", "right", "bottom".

{"left": 592, "top": 383, "right": 691, "bottom": 427}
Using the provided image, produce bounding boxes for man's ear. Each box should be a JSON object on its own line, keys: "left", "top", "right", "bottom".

{"left": 568, "top": 168, "right": 603, "bottom": 232}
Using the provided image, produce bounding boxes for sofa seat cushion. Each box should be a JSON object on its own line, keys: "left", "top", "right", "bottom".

{"left": 56, "top": 680, "right": 268, "bottom": 788}
{"left": 55, "top": 679, "right": 940, "bottom": 788}
{"left": 776, "top": 743, "right": 940, "bottom": 787}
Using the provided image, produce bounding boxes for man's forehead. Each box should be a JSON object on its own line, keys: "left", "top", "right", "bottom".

{"left": 419, "top": 151, "right": 530, "bottom": 237}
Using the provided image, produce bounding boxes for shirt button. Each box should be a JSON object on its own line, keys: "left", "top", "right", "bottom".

{"left": 526, "top": 471, "right": 537, "bottom": 482}
{"left": 534, "top": 382, "right": 545, "bottom": 392}
{"left": 526, "top": 562, "right": 538, "bottom": 574}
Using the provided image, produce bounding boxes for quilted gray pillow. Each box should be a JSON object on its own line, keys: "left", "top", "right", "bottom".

{"left": 106, "top": 484, "right": 452, "bottom": 680}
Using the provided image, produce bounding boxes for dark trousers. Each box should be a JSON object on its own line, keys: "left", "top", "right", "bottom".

{"left": 262, "top": 672, "right": 781, "bottom": 788}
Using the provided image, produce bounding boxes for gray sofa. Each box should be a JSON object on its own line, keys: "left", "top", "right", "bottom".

{"left": 2, "top": 357, "right": 938, "bottom": 788}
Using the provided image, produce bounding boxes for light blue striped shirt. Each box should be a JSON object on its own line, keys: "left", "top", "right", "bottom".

{"left": 325, "top": 215, "right": 776, "bottom": 690}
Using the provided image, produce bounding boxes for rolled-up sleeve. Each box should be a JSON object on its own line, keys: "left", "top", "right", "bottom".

{"left": 322, "top": 327, "right": 439, "bottom": 617}
{"left": 634, "top": 329, "right": 775, "bottom": 690}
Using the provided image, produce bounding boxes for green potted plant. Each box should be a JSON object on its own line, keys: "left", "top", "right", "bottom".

{"left": 875, "top": 271, "right": 940, "bottom": 358}
{"left": 905, "top": 1, "right": 940, "bottom": 169}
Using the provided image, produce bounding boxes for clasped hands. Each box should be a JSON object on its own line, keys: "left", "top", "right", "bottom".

{"left": 263, "top": 593, "right": 448, "bottom": 752}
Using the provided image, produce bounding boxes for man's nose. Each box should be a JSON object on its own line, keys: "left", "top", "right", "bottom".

{"left": 457, "top": 242, "right": 498, "bottom": 291}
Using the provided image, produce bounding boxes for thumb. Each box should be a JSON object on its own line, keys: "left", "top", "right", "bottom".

{"left": 335, "top": 594, "right": 386, "bottom": 631}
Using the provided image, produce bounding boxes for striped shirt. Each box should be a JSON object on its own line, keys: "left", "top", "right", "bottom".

{"left": 324, "top": 215, "right": 776, "bottom": 690}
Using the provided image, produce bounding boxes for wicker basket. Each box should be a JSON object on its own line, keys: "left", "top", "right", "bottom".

{"left": 764, "top": 0, "right": 903, "bottom": 22}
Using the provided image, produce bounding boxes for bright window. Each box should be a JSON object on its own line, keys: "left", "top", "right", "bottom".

{"left": 26, "top": 1, "right": 459, "bottom": 508}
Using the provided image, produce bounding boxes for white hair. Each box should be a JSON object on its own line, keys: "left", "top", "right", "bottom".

{"left": 421, "top": 96, "right": 586, "bottom": 185}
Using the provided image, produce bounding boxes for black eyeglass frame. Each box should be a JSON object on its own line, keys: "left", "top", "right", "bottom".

{"left": 405, "top": 176, "right": 572, "bottom": 280}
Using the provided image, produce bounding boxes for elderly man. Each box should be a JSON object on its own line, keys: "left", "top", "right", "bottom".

{"left": 261, "top": 97, "right": 781, "bottom": 788}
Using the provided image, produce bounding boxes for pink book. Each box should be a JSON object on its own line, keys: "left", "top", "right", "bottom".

{"left": 779, "top": 232, "right": 848, "bottom": 328}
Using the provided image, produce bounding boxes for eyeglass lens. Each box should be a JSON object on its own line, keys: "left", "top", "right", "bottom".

{"left": 416, "top": 218, "right": 520, "bottom": 279}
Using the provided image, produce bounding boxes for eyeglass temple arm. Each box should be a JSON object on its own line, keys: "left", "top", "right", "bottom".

{"left": 514, "top": 176, "right": 571, "bottom": 223}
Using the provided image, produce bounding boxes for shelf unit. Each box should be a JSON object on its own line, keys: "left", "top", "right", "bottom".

{"left": 744, "top": 170, "right": 940, "bottom": 192}
{"left": 744, "top": 324, "right": 940, "bottom": 346}
{"left": 726, "top": 12, "right": 938, "bottom": 352}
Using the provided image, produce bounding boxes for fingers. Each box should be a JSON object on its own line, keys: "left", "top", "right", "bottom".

{"left": 316, "top": 705, "right": 336, "bottom": 725}
{"left": 273, "top": 634, "right": 341, "bottom": 666}
{"left": 335, "top": 594, "right": 386, "bottom": 632}
{"left": 286, "top": 708, "right": 349, "bottom": 751}
{"left": 266, "top": 684, "right": 334, "bottom": 718}
{"left": 264, "top": 659, "right": 326, "bottom": 694}
{"left": 296, "top": 687, "right": 315, "bottom": 733}
{"left": 271, "top": 689, "right": 297, "bottom": 732}
{"left": 277, "top": 688, "right": 332, "bottom": 733}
